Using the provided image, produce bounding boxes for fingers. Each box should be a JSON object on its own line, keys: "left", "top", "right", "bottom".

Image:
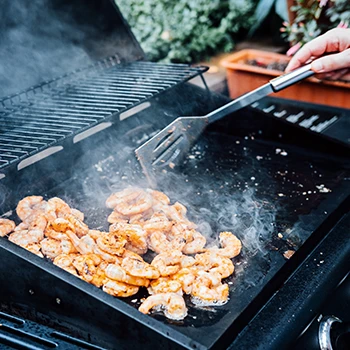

{"left": 315, "top": 68, "right": 349, "bottom": 81}
{"left": 285, "top": 28, "right": 350, "bottom": 72}
{"left": 311, "top": 49, "right": 350, "bottom": 73}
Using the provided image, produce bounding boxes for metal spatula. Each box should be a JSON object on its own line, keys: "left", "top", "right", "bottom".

{"left": 136, "top": 64, "right": 313, "bottom": 185}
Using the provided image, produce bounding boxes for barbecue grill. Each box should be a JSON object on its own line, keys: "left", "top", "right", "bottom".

{"left": 0, "top": 1, "right": 349, "bottom": 349}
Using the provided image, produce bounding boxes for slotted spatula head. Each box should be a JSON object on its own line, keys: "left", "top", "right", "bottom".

{"left": 135, "top": 116, "right": 208, "bottom": 186}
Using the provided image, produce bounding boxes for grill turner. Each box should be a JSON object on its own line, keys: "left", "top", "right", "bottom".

{"left": 136, "top": 64, "right": 314, "bottom": 185}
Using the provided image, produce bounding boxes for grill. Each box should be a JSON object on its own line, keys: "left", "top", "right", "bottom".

{"left": 0, "top": 1, "right": 349, "bottom": 349}
{"left": 0, "top": 59, "right": 206, "bottom": 172}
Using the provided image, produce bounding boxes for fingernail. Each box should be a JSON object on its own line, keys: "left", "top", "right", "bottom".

{"left": 312, "top": 61, "right": 324, "bottom": 72}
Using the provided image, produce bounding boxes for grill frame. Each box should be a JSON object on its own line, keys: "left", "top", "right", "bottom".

{"left": 0, "top": 58, "right": 208, "bottom": 175}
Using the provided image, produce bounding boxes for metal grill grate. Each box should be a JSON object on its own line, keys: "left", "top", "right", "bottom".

{"left": 0, "top": 60, "right": 207, "bottom": 171}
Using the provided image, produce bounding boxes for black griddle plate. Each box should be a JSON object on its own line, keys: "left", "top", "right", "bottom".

{"left": 18, "top": 119, "right": 348, "bottom": 349}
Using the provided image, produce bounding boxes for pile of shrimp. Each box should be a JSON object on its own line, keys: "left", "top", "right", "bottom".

{"left": 0, "top": 188, "right": 242, "bottom": 321}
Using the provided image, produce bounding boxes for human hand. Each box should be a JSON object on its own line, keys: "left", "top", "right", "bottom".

{"left": 285, "top": 28, "right": 350, "bottom": 81}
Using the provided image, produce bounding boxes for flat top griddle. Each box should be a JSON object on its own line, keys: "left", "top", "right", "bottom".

{"left": 7, "top": 85, "right": 346, "bottom": 349}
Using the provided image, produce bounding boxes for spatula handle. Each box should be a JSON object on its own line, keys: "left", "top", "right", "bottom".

{"left": 270, "top": 63, "right": 314, "bottom": 92}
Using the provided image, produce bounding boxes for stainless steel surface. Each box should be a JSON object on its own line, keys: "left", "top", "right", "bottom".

{"left": 319, "top": 316, "right": 342, "bottom": 350}
{"left": 135, "top": 65, "right": 314, "bottom": 184}
{"left": 270, "top": 63, "right": 313, "bottom": 92}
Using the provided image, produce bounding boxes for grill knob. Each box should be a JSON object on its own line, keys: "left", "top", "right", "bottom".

{"left": 319, "top": 316, "right": 342, "bottom": 350}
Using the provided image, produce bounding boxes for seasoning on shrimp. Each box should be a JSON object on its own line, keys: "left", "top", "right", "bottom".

{"left": 0, "top": 218, "right": 16, "bottom": 237}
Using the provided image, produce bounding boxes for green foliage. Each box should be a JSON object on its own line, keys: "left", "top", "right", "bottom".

{"left": 282, "top": 0, "right": 350, "bottom": 47}
{"left": 116, "top": 0, "right": 257, "bottom": 63}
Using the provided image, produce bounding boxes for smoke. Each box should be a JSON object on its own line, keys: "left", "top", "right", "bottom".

{"left": 0, "top": 0, "right": 114, "bottom": 98}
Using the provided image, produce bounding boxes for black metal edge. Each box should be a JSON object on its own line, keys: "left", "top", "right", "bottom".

{"left": 0, "top": 64, "right": 208, "bottom": 176}
{"left": 0, "top": 237, "right": 206, "bottom": 350}
{"left": 227, "top": 199, "right": 350, "bottom": 350}
{"left": 256, "top": 96, "right": 350, "bottom": 151}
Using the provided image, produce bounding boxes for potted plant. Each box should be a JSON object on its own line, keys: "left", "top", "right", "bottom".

{"left": 221, "top": 0, "right": 350, "bottom": 108}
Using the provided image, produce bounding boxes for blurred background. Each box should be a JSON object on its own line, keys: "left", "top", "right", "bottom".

{"left": 116, "top": 0, "right": 350, "bottom": 107}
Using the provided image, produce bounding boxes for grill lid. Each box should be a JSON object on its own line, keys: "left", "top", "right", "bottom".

{"left": 0, "top": 0, "right": 144, "bottom": 99}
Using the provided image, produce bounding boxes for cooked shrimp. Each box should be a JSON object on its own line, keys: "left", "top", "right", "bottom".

{"left": 40, "top": 238, "right": 63, "bottom": 259}
{"left": 143, "top": 212, "right": 172, "bottom": 232}
{"left": 14, "top": 222, "right": 29, "bottom": 232}
{"left": 139, "top": 293, "right": 187, "bottom": 320}
{"left": 28, "top": 214, "right": 47, "bottom": 232}
{"left": 93, "top": 246, "right": 118, "bottom": 263}
{"left": 60, "top": 238, "right": 77, "bottom": 254}
{"left": 88, "top": 229, "right": 104, "bottom": 240}
{"left": 63, "top": 213, "right": 89, "bottom": 238}
{"left": 206, "top": 231, "right": 242, "bottom": 259}
{"left": 110, "top": 223, "right": 147, "bottom": 255}
{"left": 195, "top": 252, "right": 234, "bottom": 279}
{"left": 180, "top": 255, "right": 196, "bottom": 268}
{"left": 148, "top": 231, "right": 185, "bottom": 254}
{"left": 25, "top": 243, "right": 44, "bottom": 258}
{"left": 46, "top": 197, "right": 71, "bottom": 220}
{"left": 146, "top": 189, "right": 170, "bottom": 205}
{"left": 72, "top": 254, "right": 101, "bottom": 282}
{"left": 65, "top": 230, "right": 95, "bottom": 255}
{"left": 151, "top": 250, "right": 183, "bottom": 276}
{"left": 71, "top": 208, "right": 84, "bottom": 222}
{"left": 0, "top": 218, "right": 16, "bottom": 237}
{"left": 171, "top": 224, "right": 206, "bottom": 255}
{"left": 8, "top": 229, "right": 44, "bottom": 247}
{"left": 115, "top": 191, "right": 153, "bottom": 216}
{"left": 53, "top": 254, "right": 79, "bottom": 276}
{"left": 90, "top": 267, "right": 108, "bottom": 288}
{"left": 96, "top": 231, "right": 127, "bottom": 256}
{"left": 103, "top": 280, "right": 139, "bottom": 297}
{"left": 106, "top": 188, "right": 144, "bottom": 209}
{"left": 191, "top": 273, "right": 229, "bottom": 306}
{"left": 172, "top": 268, "right": 197, "bottom": 294}
{"left": 148, "top": 277, "right": 182, "bottom": 295}
{"left": 107, "top": 210, "right": 129, "bottom": 224}
{"left": 51, "top": 218, "right": 74, "bottom": 233}
{"left": 16, "top": 196, "right": 44, "bottom": 221}
{"left": 105, "top": 264, "right": 149, "bottom": 287}
{"left": 122, "top": 256, "right": 160, "bottom": 279}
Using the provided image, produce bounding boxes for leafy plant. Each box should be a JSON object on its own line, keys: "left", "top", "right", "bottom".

{"left": 248, "top": 0, "right": 289, "bottom": 36}
{"left": 281, "top": 0, "right": 350, "bottom": 54}
{"left": 116, "top": 0, "right": 257, "bottom": 63}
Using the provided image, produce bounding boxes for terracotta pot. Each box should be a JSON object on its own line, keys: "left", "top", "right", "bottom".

{"left": 220, "top": 49, "right": 350, "bottom": 109}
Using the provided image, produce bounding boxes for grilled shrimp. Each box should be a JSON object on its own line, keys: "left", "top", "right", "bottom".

{"left": 72, "top": 254, "right": 101, "bottom": 282}
{"left": 171, "top": 224, "right": 206, "bottom": 255}
{"left": 71, "top": 208, "right": 84, "bottom": 222}
{"left": 40, "top": 238, "right": 63, "bottom": 259}
{"left": 195, "top": 252, "right": 234, "bottom": 279}
{"left": 206, "top": 231, "right": 242, "bottom": 259}
{"left": 115, "top": 191, "right": 153, "bottom": 216}
{"left": 14, "top": 222, "right": 29, "bottom": 231}
{"left": 96, "top": 231, "right": 127, "bottom": 256}
{"left": 29, "top": 214, "right": 47, "bottom": 232}
{"left": 16, "top": 196, "right": 44, "bottom": 221}
{"left": 65, "top": 230, "right": 95, "bottom": 255}
{"left": 105, "top": 264, "right": 150, "bottom": 287}
{"left": 63, "top": 213, "right": 89, "bottom": 238}
{"left": 110, "top": 222, "right": 147, "bottom": 255}
{"left": 121, "top": 256, "right": 160, "bottom": 279}
{"left": 151, "top": 250, "right": 183, "bottom": 276}
{"left": 103, "top": 280, "right": 139, "bottom": 297}
{"left": 107, "top": 210, "right": 129, "bottom": 224}
{"left": 143, "top": 212, "right": 172, "bottom": 232}
{"left": 0, "top": 218, "right": 16, "bottom": 237}
{"left": 148, "top": 231, "right": 186, "bottom": 254}
{"left": 191, "top": 273, "right": 229, "bottom": 306}
{"left": 172, "top": 268, "right": 197, "bottom": 294}
{"left": 106, "top": 188, "right": 144, "bottom": 209}
{"left": 146, "top": 189, "right": 170, "bottom": 205}
{"left": 148, "top": 277, "right": 182, "bottom": 295}
{"left": 53, "top": 254, "right": 79, "bottom": 276}
{"left": 90, "top": 267, "right": 108, "bottom": 288}
{"left": 25, "top": 243, "right": 44, "bottom": 258}
{"left": 8, "top": 229, "right": 44, "bottom": 247}
{"left": 46, "top": 197, "right": 71, "bottom": 220}
{"left": 139, "top": 293, "right": 188, "bottom": 320}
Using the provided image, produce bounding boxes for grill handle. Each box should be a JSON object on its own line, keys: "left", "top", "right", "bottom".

{"left": 270, "top": 63, "right": 314, "bottom": 92}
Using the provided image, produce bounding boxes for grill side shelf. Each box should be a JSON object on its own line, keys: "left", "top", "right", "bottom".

{"left": 0, "top": 60, "right": 208, "bottom": 175}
